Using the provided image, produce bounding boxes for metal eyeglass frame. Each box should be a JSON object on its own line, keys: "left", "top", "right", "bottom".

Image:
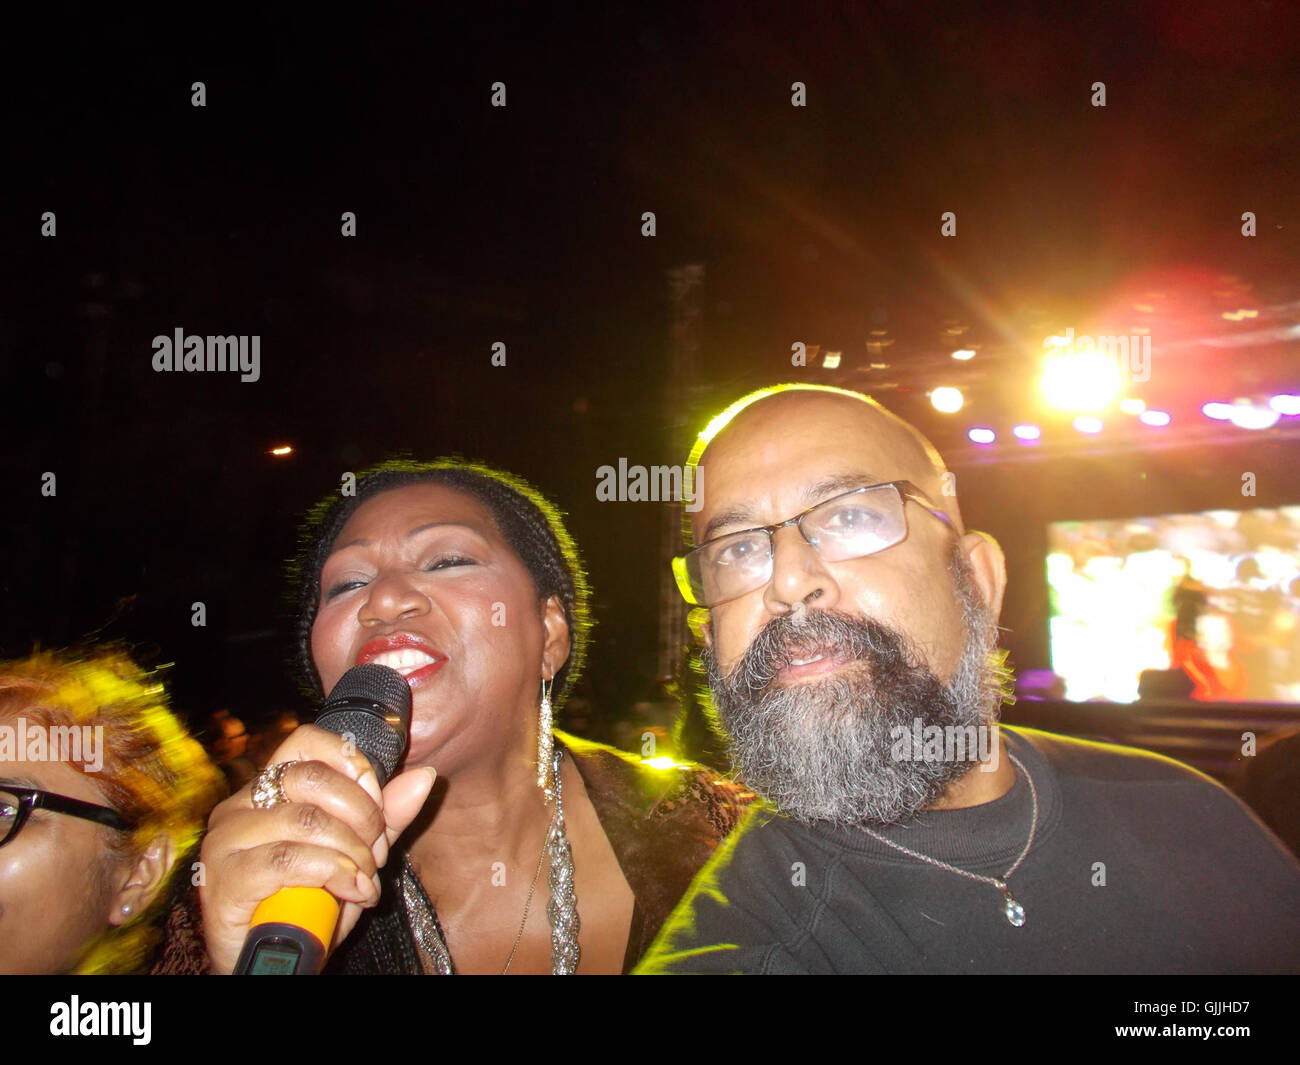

{"left": 672, "top": 479, "right": 955, "bottom": 607}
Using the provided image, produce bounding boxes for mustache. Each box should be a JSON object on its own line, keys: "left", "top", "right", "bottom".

{"left": 726, "top": 609, "right": 923, "bottom": 692}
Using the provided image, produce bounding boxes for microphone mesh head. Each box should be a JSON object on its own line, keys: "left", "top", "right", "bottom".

{"left": 315, "top": 664, "right": 413, "bottom": 785}
{"left": 328, "top": 663, "right": 413, "bottom": 710}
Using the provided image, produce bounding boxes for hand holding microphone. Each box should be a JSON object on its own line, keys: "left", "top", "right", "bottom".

{"left": 199, "top": 665, "right": 436, "bottom": 975}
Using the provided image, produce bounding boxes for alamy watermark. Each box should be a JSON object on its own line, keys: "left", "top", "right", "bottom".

{"left": 890, "top": 718, "right": 1001, "bottom": 773}
{"left": 0, "top": 717, "right": 105, "bottom": 772}
{"left": 1043, "top": 327, "right": 1151, "bottom": 383}
{"left": 595, "top": 459, "right": 703, "bottom": 512}
{"left": 50, "top": 996, "right": 151, "bottom": 1045}
{"left": 151, "top": 328, "right": 260, "bottom": 382}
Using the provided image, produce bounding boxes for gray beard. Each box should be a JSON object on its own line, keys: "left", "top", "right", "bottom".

{"left": 703, "top": 543, "right": 1011, "bottom": 827}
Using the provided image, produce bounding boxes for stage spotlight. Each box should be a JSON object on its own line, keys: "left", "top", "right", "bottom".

{"left": 931, "top": 387, "right": 964, "bottom": 413}
{"left": 968, "top": 427, "right": 996, "bottom": 444}
{"left": 1270, "top": 394, "right": 1300, "bottom": 416}
{"left": 1138, "top": 409, "right": 1171, "bottom": 427}
{"left": 1119, "top": 398, "right": 1146, "bottom": 414}
{"left": 1229, "top": 405, "right": 1280, "bottom": 430}
{"left": 1041, "top": 349, "right": 1122, "bottom": 412}
{"left": 1073, "top": 416, "right": 1104, "bottom": 434}
{"left": 1012, "top": 423, "right": 1041, "bottom": 441}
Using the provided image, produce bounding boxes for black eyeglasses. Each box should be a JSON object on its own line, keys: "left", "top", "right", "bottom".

{"left": 0, "top": 785, "right": 135, "bottom": 848}
{"left": 673, "top": 480, "right": 955, "bottom": 607}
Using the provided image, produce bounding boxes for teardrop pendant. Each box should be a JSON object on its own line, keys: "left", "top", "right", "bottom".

{"left": 995, "top": 879, "right": 1026, "bottom": 927}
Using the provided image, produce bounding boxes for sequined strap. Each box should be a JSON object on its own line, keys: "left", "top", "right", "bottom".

{"left": 399, "top": 855, "right": 455, "bottom": 975}
{"left": 397, "top": 747, "right": 579, "bottom": 975}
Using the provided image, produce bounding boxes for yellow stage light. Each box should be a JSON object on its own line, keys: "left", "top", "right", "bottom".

{"left": 1041, "top": 350, "right": 1122, "bottom": 412}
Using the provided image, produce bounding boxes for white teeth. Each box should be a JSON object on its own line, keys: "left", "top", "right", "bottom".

{"left": 789, "top": 654, "right": 826, "bottom": 667}
{"left": 369, "top": 649, "right": 437, "bottom": 675}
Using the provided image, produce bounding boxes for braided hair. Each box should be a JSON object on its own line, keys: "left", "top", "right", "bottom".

{"left": 291, "top": 458, "right": 591, "bottom": 706}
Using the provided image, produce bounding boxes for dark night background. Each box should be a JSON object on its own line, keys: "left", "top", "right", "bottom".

{"left": 3, "top": 2, "right": 1298, "bottom": 747}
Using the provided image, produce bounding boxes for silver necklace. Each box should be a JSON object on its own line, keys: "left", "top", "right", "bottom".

{"left": 860, "top": 751, "right": 1038, "bottom": 927}
{"left": 402, "top": 747, "right": 581, "bottom": 973}
{"left": 500, "top": 794, "right": 556, "bottom": 973}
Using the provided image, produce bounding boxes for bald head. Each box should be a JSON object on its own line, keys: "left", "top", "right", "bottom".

{"left": 692, "top": 387, "right": 963, "bottom": 544}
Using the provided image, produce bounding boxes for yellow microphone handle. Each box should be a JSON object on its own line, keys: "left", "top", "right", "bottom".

{"left": 249, "top": 886, "right": 340, "bottom": 951}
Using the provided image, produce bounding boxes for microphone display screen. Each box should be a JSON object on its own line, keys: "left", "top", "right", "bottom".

{"left": 247, "top": 941, "right": 302, "bottom": 975}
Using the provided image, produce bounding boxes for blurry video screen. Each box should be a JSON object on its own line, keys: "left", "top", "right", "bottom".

{"left": 1047, "top": 506, "right": 1300, "bottom": 703}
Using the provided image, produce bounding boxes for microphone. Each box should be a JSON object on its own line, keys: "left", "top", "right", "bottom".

{"left": 233, "top": 664, "right": 413, "bottom": 975}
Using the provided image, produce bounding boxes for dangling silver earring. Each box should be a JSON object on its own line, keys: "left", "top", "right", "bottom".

{"left": 537, "top": 677, "right": 555, "bottom": 802}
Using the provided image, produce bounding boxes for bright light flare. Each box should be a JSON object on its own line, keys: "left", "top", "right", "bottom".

{"left": 930, "top": 387, "right": 964, "bottom": 413}
{"left": 1201, "top": 402, "right": 1233, "bottom": 420}
{"left": 1041, "top": 350, "right": 1122, "bottom": 412}
{"left": 1119, "top": 398, "right": 1145, "bottom": 414}
{"left": 1138, "top": 409, "right": 1171, "bottom": 427}
{"left": 1229, "top": 405, "right": 1280, "bottom": 430}
{"left": 968, "top": 427, "right": 996, "bottom": 444}
{"left": 1269, "top": 394, "right": 1300, "bottom": 416}
{"left": 269, "top": 445, "right": 293, "bottom": 456}
{"left": 951, "top": 349, "right": 976, "bottom": 361}
{"left": 1073, "top": 416, "right": 1104, "bottom": 434}
{"left": 1012, "top": 424, "right": 1041, "bottom": 441}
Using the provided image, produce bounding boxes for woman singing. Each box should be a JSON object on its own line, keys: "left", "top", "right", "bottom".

{"left": 164, "top": 459, "right": 747, "bottom": 974}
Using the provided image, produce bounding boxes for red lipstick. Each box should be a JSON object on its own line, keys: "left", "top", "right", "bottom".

{"left": 356, "top": 633, "right": 448, "bottom": 689}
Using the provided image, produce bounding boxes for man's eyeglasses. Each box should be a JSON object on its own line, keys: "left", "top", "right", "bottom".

{"left": 0, "top": 785, "right": 134, "bottom": 848}
{"left": 672, "top": 480, "right": 955, "bottom": 607}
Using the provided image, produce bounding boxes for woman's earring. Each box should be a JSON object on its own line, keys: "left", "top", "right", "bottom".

{"left": 537, "top": 677, "right": 555, "bottom": 802}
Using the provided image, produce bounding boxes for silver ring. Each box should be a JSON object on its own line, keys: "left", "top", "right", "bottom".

{"left": 251, "top": 760, "right": 295, "bottom": 809}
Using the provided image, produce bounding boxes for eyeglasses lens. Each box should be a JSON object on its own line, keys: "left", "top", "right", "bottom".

{"left": 690, "top": 486, "right": 906, "bottom": 605}
{"left": 0, "top": 789, "right": 21, "bottom": 842}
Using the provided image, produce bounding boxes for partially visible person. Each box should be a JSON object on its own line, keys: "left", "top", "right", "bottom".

{"left": 1234, "top": 726, "right": 1300, "bottom": 859}
{"left": 0, "top": 648, "right": 223, "bottom": 974}
{"left": 1168, "top": 564, "right": 1234, "bottom": 699}
{"left": 246, "top": 710, "right": 301, "bottom": 769}
{"left": 208, "top": 709, "right": 258, "bottom": 790}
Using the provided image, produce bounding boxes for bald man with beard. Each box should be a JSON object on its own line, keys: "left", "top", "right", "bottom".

{"left": 637, "top": 384, "right": 1300, "bottom": 974}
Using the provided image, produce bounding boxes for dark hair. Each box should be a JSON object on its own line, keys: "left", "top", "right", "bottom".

{"left": 291, "top": 458, "right": 591, "bottom": 706}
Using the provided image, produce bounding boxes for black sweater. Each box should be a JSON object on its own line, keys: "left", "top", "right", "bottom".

{"left": 637, "top": 726, "right": 1300, "bottom": 974}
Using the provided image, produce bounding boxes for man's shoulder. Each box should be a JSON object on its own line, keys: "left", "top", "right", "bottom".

{"left": 1003, "top": 724, "right": 1289, "bottom": 848}
{"left": 1005, "top": 724, "right": 1225, "bottom": 790}
{"left": 633, "top": 801, "right": 802, "bottom": 974}
{"left": 659, "top": 799, "right": 834, "bottom": 898}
